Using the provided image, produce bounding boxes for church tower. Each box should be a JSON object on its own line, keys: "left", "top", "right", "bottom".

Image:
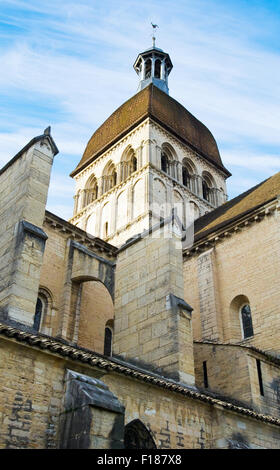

{"left": 69, "top": 41, "right": 230, "bottom": 246}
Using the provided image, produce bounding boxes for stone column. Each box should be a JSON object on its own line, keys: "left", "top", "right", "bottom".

{"left": 196, "top": 175, "right": 203, "bottom": 198}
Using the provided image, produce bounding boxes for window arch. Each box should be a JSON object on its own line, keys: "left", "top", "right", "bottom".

{"left": 33, "top": 289, "right": 53, "bottom": 332}
{"left": 155, "top": 59, "right": 161, "bottom": 78}
{"left": 104, "top": 320, "right": 114, "bottom": 356}
{"left": 182, "top": 158, "right": 196, "bottom": 191}
{"left": 202, "top": 171, "right": 216, "bottom": 204}
{"left": 121, "top": 147, "right": 137, "bottom": 182}
{"left": 102, "top": 161, "right": 117, "bottom": 193}
{"left": 145, "top": 58, "right": 151, "bottom": 79}
{"left": 240, "top": 304, "right": 254, "bottom": 339}
{"left": 34, "top": 297, "right": 43, "bottom": 331}
{"left": 229, "top": 295, "right": 253, "bottom": 342}
{"left": 161, "top": 143, "right": 177, "bottom": 177}
{"left": 124, "top": 420, "right": 157, "bottom": 449}
{"left": 161, "top": 152, "right": 168, "bottom": 173}
{"left": 85, "top": 174, "right": 98, "bottom": 206}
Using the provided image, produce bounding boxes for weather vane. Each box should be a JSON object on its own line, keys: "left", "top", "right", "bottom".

{"left": 151, "top": 22, "right": 159, "bottom": 47}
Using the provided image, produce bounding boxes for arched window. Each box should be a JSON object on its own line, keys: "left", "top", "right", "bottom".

{"left": 161, "top": 152, "right": 168, "bottom": 173}
{"left": 102, "top": 161, "right": 117, "bottom": 193}
{"left": 104, "top": 327, "right": 113, "bottom": 356}
{"left": 155, "top": 59, "right": 161, "bottom": 78}
{"left": 182, "top": 166, "right": 190, "bottom": 188}
{"left": 240, "top": 304, "right": 254, "bottom": 339}
{"left": 202, "top": 179, "right": 210, "bottom": 201}
{"left": 131, "top": 156, "right": 137, "bottom": 173}
{"left": 85, "top": 175, "right": 98, "bottom": 206}
{"left": 124, "top": 420, "right": 157, "bottom": 449}
{"left": 34, "top": 297, "right": 43, "bottom": 331}
{"left": 145, "top": 59, "right": 151, "bottom": 79}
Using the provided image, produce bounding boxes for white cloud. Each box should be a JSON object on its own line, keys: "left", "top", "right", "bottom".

{"left": 0, "top": 0, "right": 279, "bottom": 219}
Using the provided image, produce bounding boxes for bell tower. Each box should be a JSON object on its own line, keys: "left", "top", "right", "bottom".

{"left": 70, "top": 39, "right": 229, "bottom": 247}
{"left": 133, "top": 43, "right": 173, "bottom": 95}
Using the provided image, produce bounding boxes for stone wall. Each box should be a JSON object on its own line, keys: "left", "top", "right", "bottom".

{"left": 1, "top": 335, "right": 280, "bottom": 449}
{"left": 113, "top": 217, "right": 195, "bottom": 385}
{"left": 0, "top": 133, "right": 57, "bottom": 328}
{"left": 183, "top": 212, "right": 280, "bottom": 353}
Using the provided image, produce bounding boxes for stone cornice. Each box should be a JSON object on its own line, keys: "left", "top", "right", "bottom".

{"left": 73, "top": 119, "right": 150, "bottom": 182}
{"left": 44, "top": 210, "right": 117, "bottom": 257}
{"left": 1, "top": 322, "right": 280, "bottom": 427}
{"left": 149, "top": 119, "right": 230, "bottom": 180}
{"left": 183, "top": 198, "right": 280, "bottom": 259}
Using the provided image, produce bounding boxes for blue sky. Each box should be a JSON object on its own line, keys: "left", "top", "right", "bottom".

{"left": 0, "top": 0, "right": 279, "bottom": 219}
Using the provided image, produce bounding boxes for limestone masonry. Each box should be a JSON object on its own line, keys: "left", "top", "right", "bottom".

{"left": 0, "top": 42, "right": 280, "bottom": 449}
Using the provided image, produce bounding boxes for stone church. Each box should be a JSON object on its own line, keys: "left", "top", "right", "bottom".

{"left": 0, "top": 42, "right": 280, "bottom": 449}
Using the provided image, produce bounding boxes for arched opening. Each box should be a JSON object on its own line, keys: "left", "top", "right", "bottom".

{"left": 229, "top": 295, "right": 253, "bottom": 342}
{"left": 104, "top": 320, "right": 114, "bottom": 357}
{"left": 131, "top": 155, "right": 137, "bottom": 173}
{"left": 240, "top": 304, "right": 254, "bottom": 339}
{"left": 33, "top": 289, "right": 53, "bottom": 333}
{"left": 120, "top": 147, "right": 137, "bottom": 182}
{"left": 202, "top": 179, "right": 210, "bottom": 201}
{"left": 155, "top": 59, "right": 161, "bottom": 78}
{"left": 190, "top": 201, "right": 200, "bottom": 221}
{"left": 85, "top": 174, "right": 98, "bottom": 206}
{"left": 202, "top": 171, "right": 217, "bottom": 205}
{"left": 161, "top": 143, "right": 177, "bottom": 177}
{"left": 124, "top": 420, "right": 157, "bottom": 449}
{"left": 72, "top": 279, "right": 114, "bottom": 353}
{"left": 104, "top": 327, "right": 112, "bottom": 356}
{"left": 102, "top": 161, "right": 117, "bottom": 193}
{"left": 145, "top": 59, "right": 151, "bottom": 79}
{"left": 161, "top": 152, "right": 168, "bottom": 173}
{"left": 182, "top": 166, "right": 190, "bottom": 188}
{"left": 34, "top": 297, "right": 43, "bottom": 331}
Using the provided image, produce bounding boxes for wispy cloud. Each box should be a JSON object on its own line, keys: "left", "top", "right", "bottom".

{"left": 0, "top": 0, "right": 279, "bottom": 218}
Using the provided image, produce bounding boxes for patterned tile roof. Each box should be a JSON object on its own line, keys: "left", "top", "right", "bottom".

{"left": 71, "top": 84, "right": 230, "bottom": 177}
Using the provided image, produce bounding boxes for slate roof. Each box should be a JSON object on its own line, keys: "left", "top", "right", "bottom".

{"left": 71, "top": 84, "right": 230, "bottom": 177}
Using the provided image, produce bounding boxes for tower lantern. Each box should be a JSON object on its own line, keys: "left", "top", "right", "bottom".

{"left": 133, "top": 43, "right": 173, "bottom": 95}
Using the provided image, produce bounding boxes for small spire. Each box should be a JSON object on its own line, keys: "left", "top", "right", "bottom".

{"left": 44, "top": 126, "right": 51, "bottom": 136}
{"left": 151, "top": 22, "right": 159, "bottom": 48}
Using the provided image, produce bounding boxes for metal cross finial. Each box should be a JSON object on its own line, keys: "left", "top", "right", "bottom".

{"left": 151, "top": 22, "right": 159, "bottom": 47}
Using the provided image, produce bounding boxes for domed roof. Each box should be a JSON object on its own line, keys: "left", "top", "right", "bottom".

{"left": 71, "top": 84, "right": 230, "bottom": 177}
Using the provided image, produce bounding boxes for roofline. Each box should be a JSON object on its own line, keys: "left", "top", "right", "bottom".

{"left": 194, "top": 340, "right": 280, "bottom": 367}
{"left": 184, "top": 197, "right": 279, "bottom": 258}
{"left": 44, "top": 210, "right": 118, "bottom": 255}
{"left": 1, "top": 322, "right": 280, "bottom": 426}
{"left": 0, "top": 130, "right": 59, "bottom": 177}
{"left": 70, "top": 113, "right": 231, "bottom": 179}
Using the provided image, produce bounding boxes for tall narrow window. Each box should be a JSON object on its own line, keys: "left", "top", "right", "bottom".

{"left": 161, "top": 153, "right": 168, "bottom": 173}
{"left": 256, "top": 359, "right": 264, "bottom": 396}
{"left": 104, "top": 327, "right": 112, "bottom": 356}
{"left": 104, "top": 222, "right": 108, "bottom": 238}
{"left": 203, "top": 361, "right": 208, "bottom": 388}
{"left": 240, "top": 304, "right": 254, "bottom": 339}
{"left": 34, "top": 298, "right": 43, "bottom": 331}
{"left": 155, "top": 59, "right": 161, "bottom": 78}
{"left": 202, "top": 180, "right": 210, "bottom": 201}
{"left": 132, "top": 156, "right": 137, "bottom": 173}
{"left": 182, "top": 166, "right": 190, "bottom": 188}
